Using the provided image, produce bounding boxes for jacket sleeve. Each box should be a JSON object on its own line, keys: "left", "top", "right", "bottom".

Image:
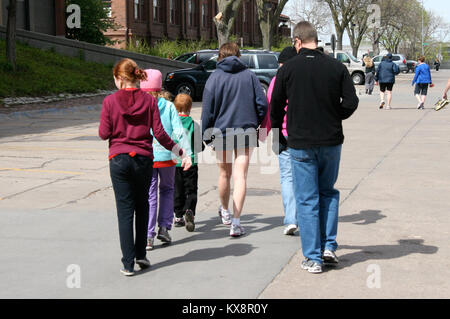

{"left": 99, "top": 98, "right": 112, "bottom": 140}
{"left": 339, "top": 68, "right": 359, "bottom": 120}
{"left": 375, "top": 65, "right": 380, "bottom": 82}
{"left": 412, "top": 67, "right": 419, "bottom": 85}
{"left": 171, "top": 104, "right": 192, "bottom": 156}
{"left": 393, "top": 63, "right": 400, "bottom": 75}
{"left": 270, "top": 68, "right": 288, "bottom": 132}
{"left": 201, "top": 76, "right": 216, "bottom": 140}
{"left": 252, "top": 72, "right": 268, "bottom": 126}
{"left": 150, "top": 98, "right": 181, "bottom": 156}
{"left": 260, "top": 76, "right": 276, "bottom": 134}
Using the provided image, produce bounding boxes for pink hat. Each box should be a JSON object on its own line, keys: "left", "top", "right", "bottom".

{"left": 140, "top": 69, "right": 162, "bottom": 92}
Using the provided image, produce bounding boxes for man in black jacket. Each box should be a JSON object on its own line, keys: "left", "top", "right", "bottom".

{"left": 270, "top": 21, "right": 359, "bottom": 274}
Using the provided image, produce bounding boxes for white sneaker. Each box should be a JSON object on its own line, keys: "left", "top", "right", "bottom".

{"left": 322, "top": 250, "right": 339, "bottom": 264}
{"left": 301, "top": 259, "right": 322, "bottom": 273}
{"left": 283, "top": 224, "right": 297, "bottom": 235}
{"left": 218, "top": 206, "right": 232, "bottom": 225}
{"left": 230, "top": 224, "right": 246, "bottom": 237}
{"left": 385, "top": 105, "right": 391, "bottom": 110}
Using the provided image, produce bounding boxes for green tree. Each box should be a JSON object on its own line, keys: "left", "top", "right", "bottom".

{"left": 65, "top": 0, "right": 119, "bottom": 46}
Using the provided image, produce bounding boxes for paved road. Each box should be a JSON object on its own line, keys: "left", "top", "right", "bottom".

{"left": 0, "top": 70, "right": 449, "bottom": 298}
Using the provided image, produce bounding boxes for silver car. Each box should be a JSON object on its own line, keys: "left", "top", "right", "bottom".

{"left": 372, "top": 54, "right": 408, "bottom": 73}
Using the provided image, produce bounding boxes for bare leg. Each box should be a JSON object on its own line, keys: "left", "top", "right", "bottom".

{"left": 387, "top": 90, "right": 392, "bottom": 107}
{"left": 232, "top": 148, "right": 253, "bottom": 219}
{"left": 415, "top": 94, "right": 422, "bottom": 104}
{"left": 216, "top": 150, "right": 233, "bottom": 211}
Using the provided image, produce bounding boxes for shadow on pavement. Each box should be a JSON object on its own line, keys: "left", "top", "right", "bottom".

{"left": 334, "top": 239, "right": 438, "bottom": 270}
{"left": 152, "top": 213, "right": 281, "bottom": 251}
{"left": 141, "top": 243, "right": 255, "bottom": 273}
{"left": 339, "top": 209, "right": 386, "bottom": 225}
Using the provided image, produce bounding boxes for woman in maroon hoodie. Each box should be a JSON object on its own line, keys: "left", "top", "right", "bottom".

{"left": 99, "top": 58, "right": 191, "bottom": 276}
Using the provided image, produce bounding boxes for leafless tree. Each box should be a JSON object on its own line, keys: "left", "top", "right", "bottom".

{"left": 213, "top": 0, "right": 244, "bottom": 47}
{"left": 255, "top": 0, "right": 290, "bottom": 50}
{"left": 284, "top": 0, "right": 331, "bottom": 36}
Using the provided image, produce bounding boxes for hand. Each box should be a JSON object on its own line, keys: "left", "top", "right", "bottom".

{"left": 375, "top": 82, "right": 379, "bottom": 86}
{"left": 430, "top": 83, "right": 434, "bottom": 88}
{"left": 181, "top": 156, "right": 192, "bottom": 171}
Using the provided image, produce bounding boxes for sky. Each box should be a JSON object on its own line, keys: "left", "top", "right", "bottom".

{"left": 282, "top": 0, "right": 450, "bottom": 45}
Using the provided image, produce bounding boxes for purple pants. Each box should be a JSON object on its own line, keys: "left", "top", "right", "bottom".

{"left": 148, "top": 166, "right": 176, "bottom": 238}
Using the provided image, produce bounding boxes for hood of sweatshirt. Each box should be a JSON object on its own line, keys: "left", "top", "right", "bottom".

{"left": 114, "top": 89, "right": 152, "bottom": 121}
{"left": 216, "top": 56, "right": 247, "bottom": 73}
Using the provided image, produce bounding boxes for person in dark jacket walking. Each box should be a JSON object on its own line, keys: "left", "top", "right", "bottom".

{"left": 271, "top": 21, "right": 359, "bottom": 273}
{"left": 99, "top": 58, "right": 191, "bottom": 276}
{"left": 201, "top": 42, "right": 268, "bottom": 237}
{"left": 375, "top": 53, "right": 400, "bottom": 109}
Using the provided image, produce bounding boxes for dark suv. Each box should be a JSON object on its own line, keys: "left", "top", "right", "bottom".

{"left": 173, "top": 50, "right": 218, "bottom": 65}
{"left": 164, "top": 50, "right": 279, "bottom": 100}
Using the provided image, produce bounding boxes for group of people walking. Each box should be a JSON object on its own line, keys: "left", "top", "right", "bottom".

{"left": 362, "top": 53, "right": 435, "bottom": 110}
{"left": 100, "top": 21, "right": 361, "bottom": 276}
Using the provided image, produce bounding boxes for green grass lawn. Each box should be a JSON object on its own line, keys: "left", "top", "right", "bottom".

{"left": 0, "top": 40, "right": 115, "bottom": 99}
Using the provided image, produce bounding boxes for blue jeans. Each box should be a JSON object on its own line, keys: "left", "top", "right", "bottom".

{"left": 278, "top": 149, "right": 297, "bottom": 226}
{"left": 289, "top": 145, "right": 342, "bottom": 265}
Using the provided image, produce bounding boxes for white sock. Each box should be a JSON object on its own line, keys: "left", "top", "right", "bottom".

{"left": 232, "top": 218, "right": 240, "bottom": 226}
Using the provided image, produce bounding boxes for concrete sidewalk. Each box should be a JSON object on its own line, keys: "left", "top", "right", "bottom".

{"left": 0, "top": 70, "right": 449, "bottom": 299}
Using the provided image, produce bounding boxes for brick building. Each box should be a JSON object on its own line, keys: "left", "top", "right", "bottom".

{"left": 0, "top": 0, "right": 65, "bottom": 36}
{"left": 105, "top": 0, "right": 286, "bottom": 48}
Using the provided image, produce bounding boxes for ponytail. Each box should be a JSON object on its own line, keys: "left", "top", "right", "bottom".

{"left": 113, "top": 58, "right": 147, "bottom": 83}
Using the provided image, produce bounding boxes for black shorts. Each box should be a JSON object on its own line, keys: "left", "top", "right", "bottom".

{"left": 414, "top": 83, "right": 429, "bottom": 96}
{"left": 380, "top": 83, "right": 394, "bottom": 92}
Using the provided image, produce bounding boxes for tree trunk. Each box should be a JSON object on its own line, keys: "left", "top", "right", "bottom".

{"left": 6, "top": 0, "right": 17, "bottom": 71}
{"left": 336, "top": 29, "right": 344, "bottom": 50}
{"left": 260, "top": 20, "right": 271, "bottom": 50}
{"left": 214, "top": 0, "right": 243, "bottom": 48}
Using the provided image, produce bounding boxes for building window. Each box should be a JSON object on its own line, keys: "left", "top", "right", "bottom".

{"left": 134, "top": 0, "right": 145, "bottom": 21}
{"left": 153, "top": 0, "right": 161, "bottom": 23}
{"left": 170, "top": 0, "right": 180, "bottom": 25}
{"left": 201, "top": 1, "right": 209, "bottom": 28}
{"left": 188, "top": 0, "right": 196, "bottom": 27}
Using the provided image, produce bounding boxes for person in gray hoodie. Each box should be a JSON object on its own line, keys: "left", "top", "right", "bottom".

{"left": 201, "top": 42, "right": 268, "bottom": 237}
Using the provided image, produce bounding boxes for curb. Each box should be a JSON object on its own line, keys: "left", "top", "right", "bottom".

{"left": 0, "top": 104, "right": 103, "bottom": 120}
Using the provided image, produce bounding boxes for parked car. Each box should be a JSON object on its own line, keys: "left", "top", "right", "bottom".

{"left": 372, "top": 53, "right": 408, "bottom": 73}
{"left": 164, "top": 50, "right": 279, "bottom": 100}
{"left": 173, "top": 50, "right": 218, "bottom": 65}
{"left": 406, "top": 60, "right": 417, "bottom": 73}
{"left": 328, "top": 50, "right": 365, "bottom": 85}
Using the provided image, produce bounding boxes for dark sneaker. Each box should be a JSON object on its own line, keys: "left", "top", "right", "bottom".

{"left": 174, "top": 217, "right": 185, "bottom": 227}
{"left": 157, "top": 227, "right": 172, "bottom": 243}
{"left": 301, "top": 259, "right": 322, "bottom": 273}
{"left": 120, "top": 268, "right": 135, "bottom": 276}
{"left": 185, "top": 209, "right": 195, "bottom": 232}
{"left": 136, "top": 258, "right": 151, "bottom": 270}
{"left": 322, "top": 250, "right": 339, "bottom": 264}
{"left": 379, "top": 101, "right": 385, "bottom": 109}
